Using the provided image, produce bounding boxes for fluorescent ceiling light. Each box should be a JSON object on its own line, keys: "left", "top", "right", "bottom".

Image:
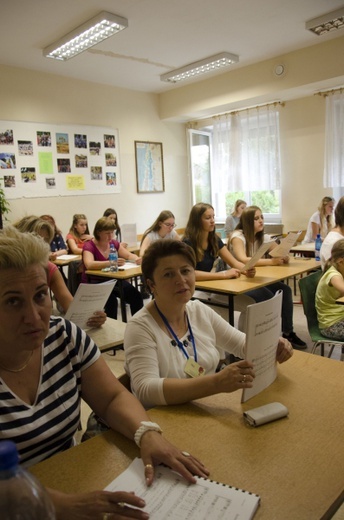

{"left": 306, "top": 7, "right": 344, "bottom": 36}
{"left": 160, "top": 52, "right": 239, "bottom": 83}
{"left": 43, "top": 11, "right": 128, "bottom": 61}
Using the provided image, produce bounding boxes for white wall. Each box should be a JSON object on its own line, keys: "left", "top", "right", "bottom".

{"left": 0, "top": 65, "right": 191, "bottom": 236}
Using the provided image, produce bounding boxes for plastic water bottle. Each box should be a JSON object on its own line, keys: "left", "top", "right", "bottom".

{"left": 109, "top": 243, "right": 118, "bottom": 272}
{"left": 0, "top": 440, "right": 55, "bottom": 519}
{"left": 315, "top": 233, "right": 322, "bottom": 262}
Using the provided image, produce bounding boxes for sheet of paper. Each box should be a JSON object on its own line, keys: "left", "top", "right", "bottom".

{"left": 269, "top": 231, "right": 301, "bottom": 257}
{"left": 64, "top": 280, "right": 116, "bottom": 330}
{"left": 118, "top": 262, "right": 140, "bottom": 270}
{"left": 241, "top": 290, "right": 282, "bottom": 403}
{"left": 105, "top": 458, "right": 260, "bottom": 520}
{"left": 121, "top": 223, "right": 138, "bottom": 247}
{"left": 56, "top": 254, "right": 80, "bottom": 260}
{"left": 241, "top": 241, "right": 275, "bottom": 271}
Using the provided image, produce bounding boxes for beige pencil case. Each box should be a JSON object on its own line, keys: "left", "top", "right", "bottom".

{"left": 243, "top": 402, "right": 289, "bottom": 427}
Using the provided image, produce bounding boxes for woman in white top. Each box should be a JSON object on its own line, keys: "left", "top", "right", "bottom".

{"left": 124, "top": 239, "right": 292, "bottom": 409}
{"left": 139, "top": 210, "right": 181, "bottom": 256}
{"left": 124, "top": 240, "right": 292, "bottom": 409}
{"left": 303, "top": 196, "right": 335, "bottom": 243}
{"left": 229, "top": 205, "right": 306, "bottom": 349}
{"left": 320, "top": 196, "right": 344, "bottom": 269}
{"left": 224, "top": 199, "right": 247, "bottom": 237}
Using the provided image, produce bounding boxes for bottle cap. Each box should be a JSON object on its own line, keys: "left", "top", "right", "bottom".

{"left": 0, "top": 440, "right": 19, "bottom": 471}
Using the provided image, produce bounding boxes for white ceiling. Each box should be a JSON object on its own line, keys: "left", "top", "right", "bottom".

{"left": 2, "top": 0, "right": 344, "bottom": 94}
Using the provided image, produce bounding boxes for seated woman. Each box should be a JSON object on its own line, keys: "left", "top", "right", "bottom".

{"left": 140, "top": 210, "right": 181, "bottom": 257}
{"left": 229, "top": 205, "right": 306, "bottom": 349}
{"left": 66, "top": 213, "right": 93, "bottom": 254}
{"left": 320, "top": 196, "right": 344, "bottom": 269}
{"left": 303, "top": 196, "right": 335, "bottom": 244}
{"left": 224, "top": 199, "right": 247, "bottom": 238}
{"left": 103, "top": 207, "right": 124, "bottom": 244}
{"left": 40, "top": 214, "right": 68, "bottom": 260}
{"left": 82, "top": 217, "right": 143, "bottom": 319}
{"left": 0, "top": 226, "right": 208, "bottom": 518}
{"left": 13, "top": 215, "right": 105, "bottom": 328}
{"left": 316, "top": 238, "right": 344, "bottom": 340}
{"left": 124, "top": 239, "right": 293, "bottom": 409}
{"left": 182, "top": 202, "right": 264, "bottom": 331}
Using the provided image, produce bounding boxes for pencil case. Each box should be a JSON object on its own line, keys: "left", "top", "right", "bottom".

{"left": 243, "top": 402, "right": 289, "bottom": 427}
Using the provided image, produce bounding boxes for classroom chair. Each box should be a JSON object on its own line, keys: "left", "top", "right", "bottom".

{"left": 298, "top": 270, "right": 344, "bottom": 359}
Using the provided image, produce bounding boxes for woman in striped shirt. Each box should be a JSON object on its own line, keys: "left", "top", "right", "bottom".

{"left": 0, "top": 226, "right": 208, "bottom": 519}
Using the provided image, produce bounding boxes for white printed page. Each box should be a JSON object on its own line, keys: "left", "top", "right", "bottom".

{"left": 105, "top": 458, "right": 260, "bottom": 520}
{"left": 241, "top": 241, "right": 275, "bottom": 271}
{"left": 241, "top": 291, "right": 282, "bottom": 403}
{"left": 64, "top": 281, "right": 116, "bottom": 329}
{"left": 269, "top": 232, "right": 301, "bottom": 257}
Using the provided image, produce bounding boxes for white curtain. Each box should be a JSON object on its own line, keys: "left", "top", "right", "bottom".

{"left": 212, "top": 104, "right": 281, "bottom": 192}
{"left": 324, "top": 91, "right": 344, "bottom": 188}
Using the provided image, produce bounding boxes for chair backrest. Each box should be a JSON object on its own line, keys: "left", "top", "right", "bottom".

{"left": 298, "top": 270, "right": 322, "bottom": 332}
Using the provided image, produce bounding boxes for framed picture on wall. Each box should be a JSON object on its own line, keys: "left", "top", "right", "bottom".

{"left": 135, "top": 140, "right": 165, "bottom": 193}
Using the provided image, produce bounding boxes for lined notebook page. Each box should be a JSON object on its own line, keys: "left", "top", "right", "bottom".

{"left": 105, "top": 458, "right": 260, "bottom": 519}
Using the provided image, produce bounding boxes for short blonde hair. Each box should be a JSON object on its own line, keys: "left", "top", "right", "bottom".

{"left": 0, "top": 225, "right": 50, "bottom": 271}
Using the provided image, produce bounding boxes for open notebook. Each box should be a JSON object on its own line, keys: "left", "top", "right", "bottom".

{"left": 105, "top": 458, "right": 260, "bottom": 520}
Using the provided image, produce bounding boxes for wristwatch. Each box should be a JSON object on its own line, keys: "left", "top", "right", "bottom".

{"left": 134, "top": 421, "right": 163, "bottom": 447}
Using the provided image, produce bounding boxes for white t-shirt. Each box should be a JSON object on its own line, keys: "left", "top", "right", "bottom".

{"left": 320, "top": 230, "right": 344, "bottom": 270}
{"left": 230, "top": 230, "right": 271, "bottom": 257}
{"left": 124, "top": 300, "right": 245, "bottom": 408}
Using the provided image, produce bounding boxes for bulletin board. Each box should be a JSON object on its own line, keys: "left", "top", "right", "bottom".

{"left": 0, "top": 121, "right": 121, "bottom": 199}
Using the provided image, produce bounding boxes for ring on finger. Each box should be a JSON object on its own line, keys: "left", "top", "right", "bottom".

{"left": 118, "top": 502, "right": 125, "bottom": 508}
{"left": 182, "top": 451, "right": 191, "bottom": 457}
{"left": 103, "top": 514, "right": 109, "bottom": 520}
{"left": 145, "top": 463, "right": 153, "bottom": 470}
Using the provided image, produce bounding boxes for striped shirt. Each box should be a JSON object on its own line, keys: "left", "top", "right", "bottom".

{"left": 0, "top": 317, "right": 100, "bottom": 467}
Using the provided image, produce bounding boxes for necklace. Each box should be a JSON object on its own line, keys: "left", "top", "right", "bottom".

{"left": 0, "top": 351, "right": 34, "bottom": 373}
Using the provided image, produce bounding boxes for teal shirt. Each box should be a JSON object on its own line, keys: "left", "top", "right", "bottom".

{"left": 315, "top": 266, "right": 344, "bottom": 329}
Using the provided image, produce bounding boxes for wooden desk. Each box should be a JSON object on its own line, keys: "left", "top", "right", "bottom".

{"left": 195, "top": 257, "right": 320, "bottom": 324}
{"left": 52, "top": 255, "right": 82, "bottom": 266}
{"left": 87, "top": 318, "right": 126, "bottom": 353}
{"left": 30, "top": 351, "right": 344, "bottom": 519}
{"left": 85, "top": 266, "right": 142, "bottom": 322}
{"left": 290, "top": 243, "right": 315, "bottom": 256}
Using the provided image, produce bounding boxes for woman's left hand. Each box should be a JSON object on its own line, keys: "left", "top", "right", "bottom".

{"left": 276, "top": 337, "right": 293, "bottom": 363}
{"left": 282, "top": 256, "right": 290, "bottom": 264}
{"left": 139, "top": 431, "right": 210, "bottom": 486}
{"left": 86, "top": 311, "right": 107, "bottom": 328}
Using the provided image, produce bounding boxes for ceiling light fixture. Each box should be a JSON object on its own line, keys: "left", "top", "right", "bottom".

{"left": 160, "top": 52, "right": 239, "bottom": 83}
{"left": 306, "top": 7, "right": 344, "bottom": 36}
{"left": 43, "top": 11, "right": 128, "bottom": 61}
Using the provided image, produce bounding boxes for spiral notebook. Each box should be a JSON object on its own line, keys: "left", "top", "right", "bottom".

{"left": 105, "top": 458, "right": 260, "bottom": 519}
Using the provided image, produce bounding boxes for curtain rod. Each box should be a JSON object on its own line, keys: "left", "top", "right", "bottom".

{"left": 316, "top": 87, "right": 344, "bottom": 97}
{"left": 212, "top": 100, "right": 285, "bottom": 119}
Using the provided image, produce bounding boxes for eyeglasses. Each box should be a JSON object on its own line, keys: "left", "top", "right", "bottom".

{"left": 163, "top": 222, "right": 176, "bottom": 228}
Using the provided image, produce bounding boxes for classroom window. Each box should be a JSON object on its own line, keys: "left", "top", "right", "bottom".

{"left": 189, "top": 105, "right": 282, "bottom": 222}
{"left": 324, "top": 90, "right": 344, "bottom": 189}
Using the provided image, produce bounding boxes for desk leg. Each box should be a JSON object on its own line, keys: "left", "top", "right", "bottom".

{"left": 228, "top": 294, "right": 234, "bottom": 326}
{"left": 117, "top": 281, "right": 127, "bottom": 322}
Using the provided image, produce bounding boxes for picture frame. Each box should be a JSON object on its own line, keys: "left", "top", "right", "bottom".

{"left": 135, "top": 141, "right": 165, "bottom": 193}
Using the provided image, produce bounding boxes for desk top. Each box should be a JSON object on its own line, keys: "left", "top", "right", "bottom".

{"left": 196, "top": 257, "right": 319, "bottom": 295}
{"left": 52, "top": 254, "right": 82, "bottom": 266}
{"left": 87, "top": 318, "right": 126, "bottom": 352}
{"left": 290, "top": 243, "right": 315, "bottom": 254}
{"left": 86, "top": 266, "right": 142, "bottom": 280}
{"left": 30, "top": 351, "right": 344, "bottom": 520}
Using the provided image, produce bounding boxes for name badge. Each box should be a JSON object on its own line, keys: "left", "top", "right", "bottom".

{"left": 184, "top": 358, "right": 206, "bottom": 378}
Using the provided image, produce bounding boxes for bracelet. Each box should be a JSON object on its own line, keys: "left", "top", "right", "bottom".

{"left": 134, "top": 421, "right": 162, "bottom": 448}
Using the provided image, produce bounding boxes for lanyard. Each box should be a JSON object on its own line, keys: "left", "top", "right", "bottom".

{"left": 154, "top": 302, "right": 197, "bottom": 362}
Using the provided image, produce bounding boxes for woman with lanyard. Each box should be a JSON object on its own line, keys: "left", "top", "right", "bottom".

{"left": 124, "top": 239, "right": 293, "bottom": 409}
